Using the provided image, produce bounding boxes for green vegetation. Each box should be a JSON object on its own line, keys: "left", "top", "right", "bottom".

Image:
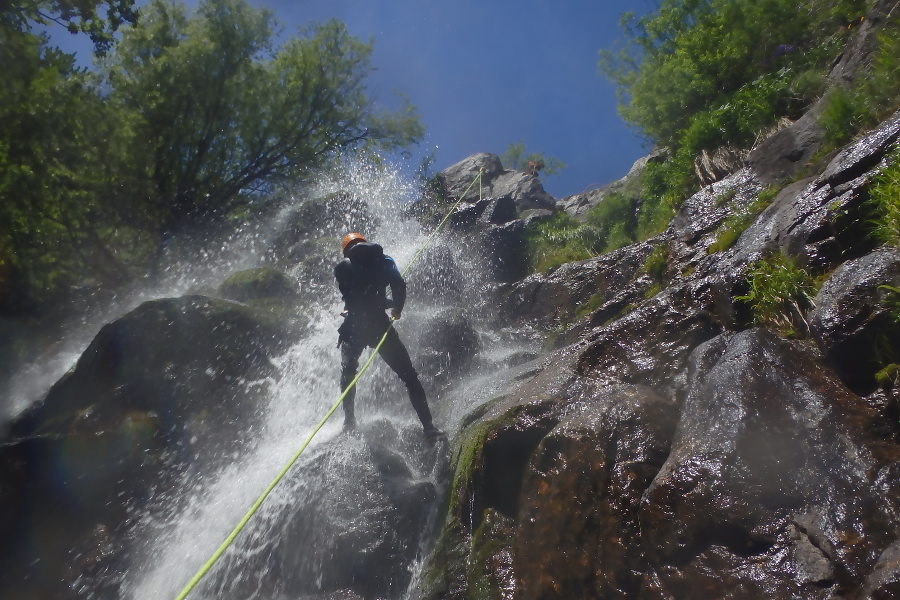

{"left": 736, "top": 253, "right": 817, "bottom": 336}
{"left": 4, "top": 0, "right": 138, "bottom": 52}
{"left": 524, "top": 213, "right": 593, "bottom": 273}
{"left": 868, "top": 148, "right": 900, "bottom": 247}
{"left": 601, "top": 0, "right": 869, "bottom": 206}
{"left": 0, "top": 0, "right": 422, "bottom": 313}
{"left": 819, "top": 20, "right": 900, "bottom": 147}
{"left": 640, "top": 244, "right": 672, "bottom": 298}
{"left": 707, "top": 187, "right": 780, "bottom": 253}
{"left": 501, "top": 141, "right": 566, "bottom": 176}
{"left": 875, "top": 363, "right": 899, "bottom": 389}
{"left": 524, "top": 191, "right": 642, "bottom": 273}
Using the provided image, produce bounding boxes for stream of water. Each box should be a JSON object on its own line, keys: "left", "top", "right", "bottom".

{"left": 16, "top": 160, "right": 542, "bottom": 599}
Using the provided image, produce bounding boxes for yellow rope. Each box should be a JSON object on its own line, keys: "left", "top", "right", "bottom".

{"left": 174, "top": 167, "right": 485, "bottom": 599}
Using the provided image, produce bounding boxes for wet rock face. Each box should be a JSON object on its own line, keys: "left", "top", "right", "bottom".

{"left": 810, "top": 247, "right": 900, "bottom": 393}
{"left": 727, "top": 112, "right": 900, "bottom": 270}
{"left": 747, "top": 103, "right": 826, "bottom": 184}
{"left": 641, "top": 329, "right": 900, "bottom": 598}
{"left": 500, "top": 240, "right": 655, "bottom": 327}
{"left": 515, "top": 385, "right": 677, "bottom": 599}
{"left": 415, "top": 310, "right": 481, "bottom": 391}
{"left": 217, "top": 420, "right": 439, "bottom": 600}
{"left": 431, "top": 153, "right": 558, "bottom": 283}
{"left": 415, "top": 353, "right": 682, "bottom": 600}
{"left": 575, "top": 277, "right": 732, "bottom": 392}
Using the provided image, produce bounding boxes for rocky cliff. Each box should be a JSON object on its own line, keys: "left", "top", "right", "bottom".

{"left": 412, "top": 109, "right": 899, "bottom": 599}
{"left": 1, "top": 56, "right": 898, "bottom": 600}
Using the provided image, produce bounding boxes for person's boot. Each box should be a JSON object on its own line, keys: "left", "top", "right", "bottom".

{"left": 423, "top": 423, "right": 446, "bottom": 443}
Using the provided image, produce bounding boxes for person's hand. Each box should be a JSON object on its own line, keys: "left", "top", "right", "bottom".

{"left": 390, "top": 308, "right": 401, "bottom": 320}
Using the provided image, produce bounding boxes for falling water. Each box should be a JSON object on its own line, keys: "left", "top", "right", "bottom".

{"left": 2, "top": 156, "right": 541, "bottom": 599}
{"left": 66, "top": 159, "right": 541, "bottom": 599}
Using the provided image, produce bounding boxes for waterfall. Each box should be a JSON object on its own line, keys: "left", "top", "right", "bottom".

{"left": 59, "top": 160, "right": 539, "bottom": 599}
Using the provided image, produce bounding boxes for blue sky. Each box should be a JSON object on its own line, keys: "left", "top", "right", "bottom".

{"left": 47, "top": 0, "right": 658, "bottom": 198}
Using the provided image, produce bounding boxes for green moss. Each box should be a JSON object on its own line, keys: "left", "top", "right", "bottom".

{"left": 714, "top": 187, "right": 738, "bottom": 207}
{"left": 875, "top": 363, "right": 899, "bottom": 389}
{"left": 574, "top": 291, "right": 606, "bottom": 321}
{"left": 708, "top": 188, "right": 779, "bottom": 253}
{"left": 219, "top": 266, "right": 297, "bottom": 302}
{"left": 467, "top": 509, "right": 515, "bottom": 600}
{"left": 643, "top": 282, "right": 663, "bottom": 299}
{"left": 640, "top": 244, "right": 670, "bottom": 280}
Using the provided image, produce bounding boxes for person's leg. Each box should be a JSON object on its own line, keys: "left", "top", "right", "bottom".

{"left": 378, "top": 328, "right": 440, "bottom": 434}
{"left": 339, "top": 338, "right": 364, "bottom": 430}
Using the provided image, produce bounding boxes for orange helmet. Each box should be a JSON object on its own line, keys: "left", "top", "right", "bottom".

{"left": 341, "top": 232, "right": 367, "bottom": 255}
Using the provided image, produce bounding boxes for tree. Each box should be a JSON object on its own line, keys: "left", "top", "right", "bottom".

{"left": 1, "top": 0, "right": 137, "bottom": 53}
{"left": 102, "top": 0, "right": 423, "bottom": 243}
{"left": 501, "top": 141, "right": 565, "bottom": 176}
{"left": 599, "top": 0, "right": 866, "bottom": 147}
{"left": 0, "top": 28, "right": 130, "bottom": 310}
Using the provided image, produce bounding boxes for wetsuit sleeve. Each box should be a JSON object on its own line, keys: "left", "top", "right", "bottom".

{"left": 385, "top": 257, "right": 406, "bottom": 313}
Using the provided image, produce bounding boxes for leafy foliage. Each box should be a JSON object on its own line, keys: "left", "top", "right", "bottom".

{"left": 0, "top": 0, "right": 423, "bottom": 311}
{"left": 103, "top": 0, "right": 423, "bottom": 236}
{"left": 868, "top": 148, "right": 900, "bottom": 247}
{"left": 501, "top": 141, "right": 565, "bottom": 176}
{"left": 1, "top": 0, "right": 138, "bottom": 53}
{"left": 819, "top": 20, "right": 900, "bottom": 147}
{"left": 0, "top": 31, "right": 127, "bottom": 309}
{"left": 600, "top": 0, "right": 867, "bottom": 206}
{"left": 524, "top": 213, "right": 592, "bottom": 273}
{"left": 736, "top": 253, "right": 817, "bottom": 336}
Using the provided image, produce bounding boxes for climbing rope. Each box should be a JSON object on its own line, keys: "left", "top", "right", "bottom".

{"left": 174, "top": 167, "right": 485, "bottom": 600}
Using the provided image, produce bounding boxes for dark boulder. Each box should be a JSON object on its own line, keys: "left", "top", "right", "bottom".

{"left": 480, "top": 219, "right": 529, "bottom": 282}
{"left": 478, "top": 195, "right": 517, "bottom": 225}
{"left": 809, "top": 247, "right": 900, "bottom": 393}
{"left": 641, "top": 329, "right": 900, "bottom": 598}
{"left": 213, "top": 419, "right": 439, "bottom": 600}
{"left": 404, "top": 242, "right": 467, "bottom": 306}
{"left": 576, "top": 276, "right": 734, "bottom": 392}
{"left": 514, "top": 384, "right": 677, "bottom": 599}
{"left": 747, "top": 104, "right": 827, "bottom": 184}
{"left": 1, "top": 295, "right": 287, "bottom": 599}
{"left": 14, "top": 295, "right": 284, "bottom": 443}
{"left": 415, "top": 310, "right": 481, "bottom": 390}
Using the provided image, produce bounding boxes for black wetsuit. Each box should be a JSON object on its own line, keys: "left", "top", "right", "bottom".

{"left": 334, "top": 242, "right": 434, "bottom": 430}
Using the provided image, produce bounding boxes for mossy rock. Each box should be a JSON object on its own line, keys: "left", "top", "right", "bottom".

{"left": 417, "top": 397, "right": 558, "bottom": 600}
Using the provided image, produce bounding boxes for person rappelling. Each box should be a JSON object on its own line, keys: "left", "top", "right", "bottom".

{"left": 334, "top": 232, "right": 445, "bottom": 442}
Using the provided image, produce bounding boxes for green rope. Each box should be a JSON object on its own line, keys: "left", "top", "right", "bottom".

{"left": 173, "top": 167, "right": 485, "bottom": 600}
